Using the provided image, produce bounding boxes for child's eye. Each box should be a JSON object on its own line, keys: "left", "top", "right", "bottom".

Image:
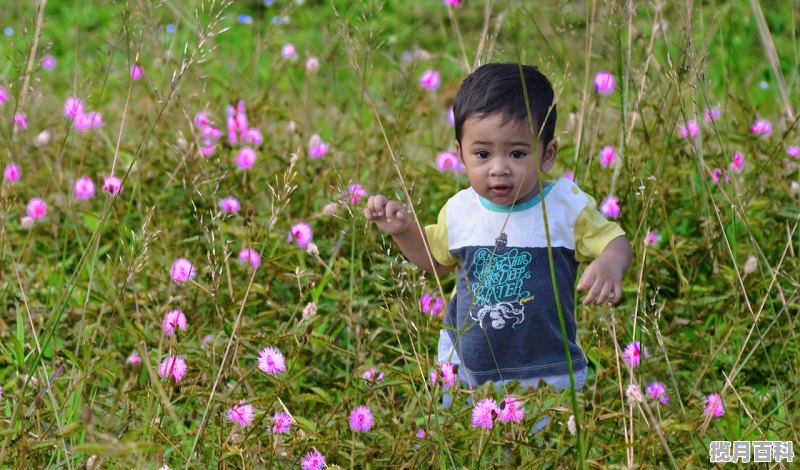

{"left": 475, "top": 151, "right": 490, "bottom": 159}
{"left": 510, "top": 151, "right": 528, "bottom": 159}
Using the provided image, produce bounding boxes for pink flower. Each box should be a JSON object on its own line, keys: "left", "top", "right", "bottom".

{"left": 432, "top": 297, "right": 444, "bottom": 314}
{"left": 170, "top": 258, "right": 196, "bottom": 283}
{"left": 447, "top": 105, "right": 455, "bottom": 126}
{"left": 235, "top": 101, "right": 248, "bottom": 132}
{"left": 704, "top": 106, "right": 720, "bottom": 121}
{"left": 0, "top": 86, "right": 8, "bottom": 104}
{"left": 349, "top": 405, "right": 374, "bottom": 432}
{"left": 644, "top": 231, "right": 661, "bottom": 247}
{"left": 419, "top": 70, "right": 441, "bottom": 90}
{"left": 162, "top": 309, "right": 188, "bottom": 335}
{"left": 362, "top": 368, "right": 384, "bottom": 383}
{"left": 272, "top": 412, "right": 292, "bottom": 433}
{"left": 416, "top": 428, "right": 426, "bottom": 438}
{"left": 710, "top": 168, "right": 728, "bottom": 184}
{"left": 420, "top": 294, "right": 433, "bottom": 313}
{"left": 598, "top": 145, "right": 617, "bottom": 167}
{"left": 41, "top": 55, "right": 56, "bottom": 70}
{"left": 348, "top": 184, "right": 367, "bottom": 204}
{"left": 440, "top": 362, "right": 456, "bottom": 389}
{"left": 646, "top": 381, "right": 669, "bottom": 404}
{"left": 430, "top": 369, "right": 438, "bottom": 385}
{"left": 103, "top": 175, "right": 122, "bottom": 195}
{"left": 281, "top": 43, "right": 297, "bottom": 59}
{"left": 27, "top": 198, "right": 47, "bottom": 219}
{"left": 288, "top": 222, "right": 313, "bottom": 248}
{"left": 235, "top": 147, "right": 257, "bottom": 169}
{"left": 258, "top": 346, "right": 286, "bottom": 375}
{"left": 127, "top": 351, "right": 141, "bottom": 364}
{"left": 593, "top": 71, "right": 615, "bottom": 94}
{"left": 786, "top": 145, "right": 799, "bottom": 159}
{"left": 498, "top": 396, "right": 525, "bottom": 423}
{"left": 13, "top": 113, "right": 27, "bottom": 129}
{"left": 227, "top": 402, "right": 254, "bottom": 427}
{"left": 130, "top": 64, "right": 143, "bottom": 80}
{"left": 308, "top": 134, "right": 329, "bottom": 159}
{"left": 73, "top": 112, "right": 92, "bottom": 131}
{"left": 243, "top": 128, "right": 263, "bottom": 145}
{"left": 74, "top": 177, "right": 95, "bottom": 199}
{"left": 750, "top": 118, "right": 772, "bottom": 136}
{"left": 436, "top": 150, "right": 462, "bottom": 172}
{"left": 200, "top": 143, "right": 215, "bottom": 158}
{"left": 444, "top": 0, "right": 464, "bottom": 7}
{"left": 194, "top": 112, "right": 210, "bottom": 128}
{"left": 3, "top": 163, "right": 20, "bottom": 181}
{"left": 219, "top": 196, "right": 240, "bottom": 213}
{"left": 306, "top": 57, "right": 320, "bottom": 73}
{"left": 704, "top": 393, "right": 725, "bottom": 417}
{"left": 238, "top": 248, "right": 261, "bottom": 269}
{"left": 622, "top": 341, "right": 648, "bottom": 367}
{"left": 301, "top": 451, "right": 325, "bottom": 470}
{"left": 600, "top": 196, "right": 621, "bottom": 218}
{"left": 202, "top": 334, "right": 213, "bottom": 344}
{"left": 678, "top": 120, "right": 699, "bottom": 139}
{"left": 35, "top": 130, "right": 50, "bottom": 146}
{"left": 562, "top": 171, "right": 574, "bottom": 181}
{"left": 471, "top": 398, "right": 500, "bottom": 429}
{"left": 730, "top": 152, "right": 745, "bottom": 173}
{"left": 158, "top": 355, "right": 187, "bottom": 382}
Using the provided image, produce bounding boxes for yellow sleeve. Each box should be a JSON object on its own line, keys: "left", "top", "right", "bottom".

{"left": 423, "top": 204, "right": 458, "bottom": 266}
{"left": 574, "top": 194, "right": 626, "bottom": 262}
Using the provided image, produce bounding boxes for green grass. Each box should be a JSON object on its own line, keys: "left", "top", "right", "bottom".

{"left": 0, "top": 0, "right": 798, "bottom": 468}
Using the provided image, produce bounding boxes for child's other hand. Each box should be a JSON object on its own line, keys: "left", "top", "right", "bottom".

{"left": 363, "top": 195, "right": 411, "bottom": 235}
{"left": 577, "top": 257, "right": 624, "bottom": 306}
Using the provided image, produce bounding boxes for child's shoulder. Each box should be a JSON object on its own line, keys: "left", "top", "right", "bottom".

{"left": 547, "top": 177, "right": 592, "bottom": 207}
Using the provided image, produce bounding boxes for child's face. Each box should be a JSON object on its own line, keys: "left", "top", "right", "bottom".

{"left": 456, "top": 113, "right": 557, "bottom": 206}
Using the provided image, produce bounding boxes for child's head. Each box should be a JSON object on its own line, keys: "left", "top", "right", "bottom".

{"left": 453, "top": 63, "right": 557, "bottom": 148}
{"left": 452, "top": 63, "right": 559, "bottom": 206}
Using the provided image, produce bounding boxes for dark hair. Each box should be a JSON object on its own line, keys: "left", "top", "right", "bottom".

{"left": 453, "top": 63, "right": 556, "bottom": 145}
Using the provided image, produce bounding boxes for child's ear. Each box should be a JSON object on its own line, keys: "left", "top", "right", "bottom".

{"left": 540, "top": 139, "right": 558, "bottom": 172}
{"left": 455, "top": 140, "right": 464, "bottom": 164}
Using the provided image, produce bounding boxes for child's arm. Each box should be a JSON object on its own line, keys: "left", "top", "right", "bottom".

{"left": 576, "top": 235, "right": 632, "bottom": 306}
{"left": 363, "top": 195, "right": 456, "bottom": 275}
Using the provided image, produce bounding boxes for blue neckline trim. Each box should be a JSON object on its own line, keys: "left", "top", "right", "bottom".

{"left": 478, "top": 182, "right": 554, "bottom": 212}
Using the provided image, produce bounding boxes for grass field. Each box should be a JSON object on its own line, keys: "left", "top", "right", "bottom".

{"left": 0, "top": 0, "right": 798, "bottom": 468}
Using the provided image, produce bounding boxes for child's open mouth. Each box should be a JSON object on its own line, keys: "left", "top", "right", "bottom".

{"left": 490, "top": 185, "right": 512, "bottom": 196}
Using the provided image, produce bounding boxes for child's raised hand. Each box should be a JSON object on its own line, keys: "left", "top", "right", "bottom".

{"left": 577, "top": 256, "right": 624, "bottom": 306}
{"left": 363, "top": 194, "right": 411, "bottom": 235}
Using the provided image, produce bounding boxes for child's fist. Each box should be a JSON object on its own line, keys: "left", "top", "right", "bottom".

{"left": 364, "top": 195, "right": 411, "bottom": 235}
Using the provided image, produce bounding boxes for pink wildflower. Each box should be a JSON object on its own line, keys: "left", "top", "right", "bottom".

{"left": 444, "top": 0, "right": 464, "bottom": 6}
{"left": 432, "top": 297, "right": 444, "bottom": 314}
{"left": 227, "top": 402, "right": 254, "bottom": 427}
{"left": 704, "top": 106, "right": 720, "bottom": 121}
{"left": 306, "top": 57, "right": 320, "bottom": 73}
{"left": 498, "top": 396, "right": 525, "bottom": 423}
{"left": 440, "top": 362, "right": 456, "bottom": 389}
{"left": 419, "top": 70, "right": 441, "bottom": 90}
{"left": 202, "top": 334, "right": 213, "bottom": 344}
{"left": 127, "top": 351, "right": 141, "bottom": 364}
{"left": 258, "top": 346, "right": 286, "bottom": 375}
{"left": 200, "top": 143, "right": 215, "bottom": 157}
{"left": 416, "top": 428, "right": 426, "bottom": 438}
{"left": 219, "top": 196, "right": 240, "bottom": 213}
{"left": 600, "top": 196, "right": 621, "bottom": 218}
{"left": 243, "top": 128, "right": 263, "bottom": 145}
{"left": 362, "top": 368, "right": 384, "bottom": 383}
{"left": 64, "top": 96, "right": 83, "bottom": 119}
{"left": 103, "top": 175, "right": 122, "bottom": 195}
{"left": 41, "top": 55, "right": 56, "bottom": 70}
{"left": 27, "top": 198, "right": 47, "bottom": 220}
{"left": 0, "top": 86, "right": 8, "bottom": 104}
{"left": 704, "top": 393, "right": 725, "bottom": 417}
{"left": 162, "top": 309, "right": 188, "bottom": 335}
{"left": 622, "top": 341, "right": 648, "bottom": 367}
{"left": 436, "top": 150, "right": 462, "bottom": 172}
{"left": 194, "top": 112, "right": 210, "bottom": 128}
{"left": 3, "top": 163, "right": 20, "bottom": 182}
{"left": 238, "top": 248, "right": 261, "bottom": 269}
{"left": 308, "top": 134, "right": 329, "bottom": 158}
{"left": 646, "top": 381, "right": 669, "bottom": 404}
{"left": 35, "top": 130, "right": 50, "bottom": 146}
{"left": 562, "top": 171, "right": 574, "bottom": 181}
{"left": 678, "top": 120, "right": 699, "bottom": 139}
{"left": 235, "top": 147, "right": 257, "bottom": 169}
{"left": 471, "top": 398, "right": 500, "bottom": 429}
{"left": 301, "top": 451, "right": 325, "bottom": 470}
{"left": 598, "top": 145, "right": 617, "bottom": 167}
{"left": 158, "top": 355, "right": 187, "bottom": 382}
{"left": 73, "top": 112, "right": 92, "bottom": 131}
{"left": 288, "top": 222, "right": 313, "bottom": 248}
{"left": 750, "top": 118, "right": 772, "bottom": 136}
{"left": 644, "top": 231, "right": 661, "bottom": 247}
{"left": 710, "top": 168, "right": 728, "bottom": 184}
{"left": 626, "top": 383, "right": 644, "bottom": 403}
{"left": 349, "top": 405, "right": 374, "bottom": 432}
{"left": 593, "top": 71, "right": 615, "bottom": 94}
{"left": 420, "top": 294, "right": 433, "bottom": 313}
{"left": 281, "top": 43, "right": 297, "bottom": 59}
{"left": 13, "top": 113, "right": 27, "bottom": 129}
{"left": 730, "top": 152, "right": 745, "bottom": 173}
{"left": 272, "top": 412, "right": 292, "bottom": 433}
{"left": 430, "top": 370, "right": 438, "bottom": 385}
{"left": 85, "top": 111, "right": 104, "bottom": 128}
{"left": 447, "top": 105, "right": 455, "bottom": 126}
{"left": 74, "top": 177, "right": 95, "bottom": 199}
{"left": 785, "top": 145, "right": 799, "bottom": 159}
{"left": 170, "top": 258, "right": 196, "bottom": 283}
{"left": 348, "top": 184, "right": 367, "bottom": 204}
{"left": 130, "top": 64, "right": 143, "bottom": 80}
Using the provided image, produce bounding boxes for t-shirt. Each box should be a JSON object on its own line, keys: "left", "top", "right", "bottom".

{"left": 425, "top": 178, "right": 625, "bottom": 383}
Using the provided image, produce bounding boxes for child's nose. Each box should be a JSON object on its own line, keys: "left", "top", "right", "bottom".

{"left": 489, "top": 159, "right": 511, "bottom": 176}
